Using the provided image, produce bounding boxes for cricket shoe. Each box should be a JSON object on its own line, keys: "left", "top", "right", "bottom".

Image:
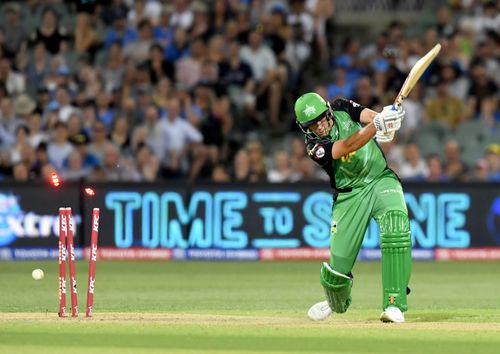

{"left": 307, "top": 300, "right": 332, "bottom": 321}
{"left": 380, "top": 306, "right": 405, "bottom": 323}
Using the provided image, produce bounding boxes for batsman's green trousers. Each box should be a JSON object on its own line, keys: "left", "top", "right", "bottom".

{"left": 330, "top": 170, "right": 412, "bottom": 311}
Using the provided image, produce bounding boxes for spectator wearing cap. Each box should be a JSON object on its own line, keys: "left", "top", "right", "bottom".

{"left": 1, "top": 2, "right": 28, "bottom": 59}
{"left": 66, "top": 132, "right": 99, "bottom": 173}
{"left": 154, "top": 5, "right": 175, "bottom": 47}
{"left": 13, "top": 94, "right": 36, "bottom": 121}
{"left": 48, "top": 121, "right": 73, "bottom": 170}
{"left": 123, "top": 19, "right": 155, "bottom": 64}
{"left": 30, "top": 7, "right": 68, "bottom": 55}
{"left": 25, "top": 41, "right": 51, "bottom": 96}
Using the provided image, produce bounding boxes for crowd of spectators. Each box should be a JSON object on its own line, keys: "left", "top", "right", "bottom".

{"left": 0, "top": 0, "right": 498, "bottom": 184}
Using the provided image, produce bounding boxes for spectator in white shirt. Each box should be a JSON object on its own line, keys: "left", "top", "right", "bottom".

{"left": 161, "top": 98, "right": 207, "bottom": 180}
{"left": 399, "top": 143, "right": 429, "bottom": 181}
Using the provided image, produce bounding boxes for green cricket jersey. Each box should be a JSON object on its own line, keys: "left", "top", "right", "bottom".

{"left": 306, "top": 98, "right": 388, "bottom": 192}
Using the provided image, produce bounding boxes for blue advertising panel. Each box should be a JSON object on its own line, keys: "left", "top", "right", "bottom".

{"left": 0, "top": 182, "right": 499, "bottom": 260}
{"left": 92, "top": 183, "right": 499, "bottom": 250}
{"left": 0, "top": 182, "right": 81, "bottom": 259}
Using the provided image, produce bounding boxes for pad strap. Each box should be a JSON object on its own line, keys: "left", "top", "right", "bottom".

{"left": 320, "top": 262, "right": 353, "bottom": 313}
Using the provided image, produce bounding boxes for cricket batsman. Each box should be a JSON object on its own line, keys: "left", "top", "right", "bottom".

{"left": 294, "top": 92, "right": 410, "bottom": 323}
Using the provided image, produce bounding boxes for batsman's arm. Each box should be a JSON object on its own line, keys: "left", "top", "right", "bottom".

{"left": 331, "top": 120, "right": 377, "bottom": 159}
{"left": 359, "top": 108, "right": 378, "bottom": 124}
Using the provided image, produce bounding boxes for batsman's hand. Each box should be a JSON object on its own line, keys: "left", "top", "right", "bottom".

{"left": 375, "top": 130, "right": 395, "bottom": 142}
{"left": 373, "top": 105, "right": 405, "bottom": 134}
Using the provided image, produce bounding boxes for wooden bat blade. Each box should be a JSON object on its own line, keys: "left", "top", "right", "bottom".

{"left": 394, "top": 43, "right": 441, "bottom": 107}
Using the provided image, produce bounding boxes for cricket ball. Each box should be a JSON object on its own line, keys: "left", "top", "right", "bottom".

{"left": 32, "top": 269, "right": 44, "bottom": 280}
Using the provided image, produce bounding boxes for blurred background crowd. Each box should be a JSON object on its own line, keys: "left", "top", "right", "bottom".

{"left": 0, "top": 0, "right": 498, "bottom": 184}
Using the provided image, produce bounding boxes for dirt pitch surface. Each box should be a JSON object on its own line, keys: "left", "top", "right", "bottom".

{"left": 2, "top": 312, "right": 500, "bottom": 331}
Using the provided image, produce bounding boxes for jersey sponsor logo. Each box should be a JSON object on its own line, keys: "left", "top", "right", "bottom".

{"left": 331, "top": 220, "right": 337, "bottom": 234}
{"left": 340, "top": 151, "right": 356, "bottom": 163}
{"left": 315, "top": 146, "right": 325, "bottom": 159}
{"left": 303, "top": 104, "right": 317, "bottom": 117}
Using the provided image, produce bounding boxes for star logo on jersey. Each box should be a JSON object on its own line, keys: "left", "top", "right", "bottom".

{"left": 303, "top": 104, "right": 317, "bottom": 117}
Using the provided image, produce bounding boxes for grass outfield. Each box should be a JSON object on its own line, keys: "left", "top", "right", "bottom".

{"left": 1, "top": 261, "right": 500, "bottom": 353}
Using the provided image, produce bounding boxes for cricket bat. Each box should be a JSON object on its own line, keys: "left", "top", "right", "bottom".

{"left": 393, "top": 43, "right": 441, "bottom": 109}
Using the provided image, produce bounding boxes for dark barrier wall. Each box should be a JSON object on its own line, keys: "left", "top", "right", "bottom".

{"left": 1, "top": 182, "right": 499, "bottom": 254}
